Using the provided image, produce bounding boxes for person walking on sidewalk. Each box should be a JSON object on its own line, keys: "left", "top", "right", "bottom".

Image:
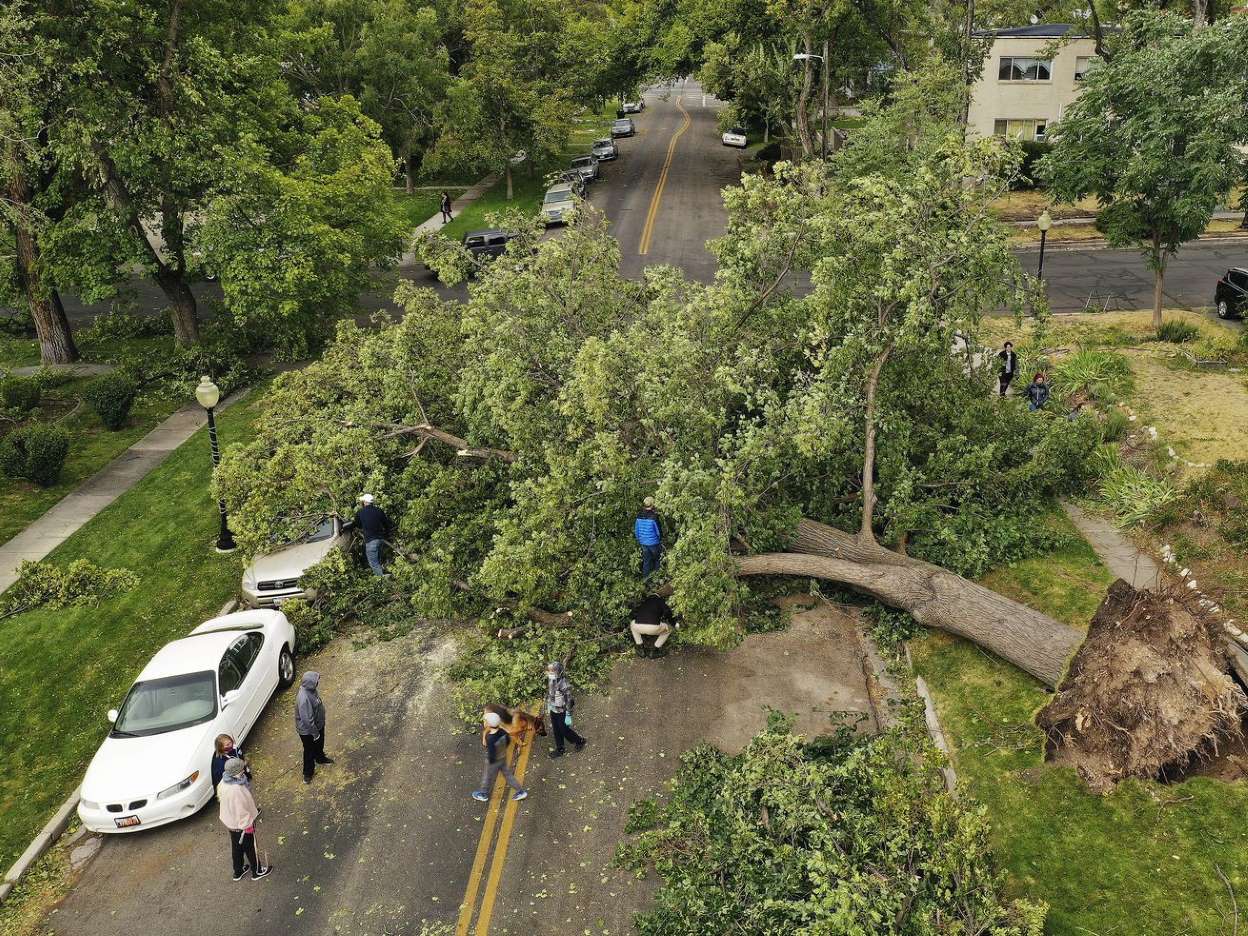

{"left": 997, "top": 341, "right": 1018, "bottom": 396}
{"left": 355, "top": 493, "right": 393, "bottom": 577}
{"left": 545, "top": 661, "right": 586, "bottom": 759}
{"left": 634, "top": 497, "right": 663, "bottom": 579}
{"left": 218, "top": 758, "right": 271, "bottom": 881}
{"left": 1026, "top": 372, "right": 1051, "bottom": 412}
{"left": 295, "top": 671, "right": 334, "bottom": 783}
{"left": 440, "top": 191, "right": 453, "bottom": 224}
{"left": 472, "top": 711, "right": 528, "bottom": 803}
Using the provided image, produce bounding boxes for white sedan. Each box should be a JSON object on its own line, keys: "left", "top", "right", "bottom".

{"left": 721, "top": 127, "right": 748, "bottom": 148}
{"left": 78, "top": 610, "right": 296, "bottom": 833}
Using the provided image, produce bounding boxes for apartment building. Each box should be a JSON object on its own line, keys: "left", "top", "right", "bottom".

{"left": 967, "top": 24, "right": 1099, "bottom": 142}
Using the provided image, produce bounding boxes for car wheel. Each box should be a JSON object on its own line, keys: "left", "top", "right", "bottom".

{"left": 278, "top": 645, "right": 296, "bottom": 688}
{"left": 1217, "top": 299, "right": 1231, "bottom": 319}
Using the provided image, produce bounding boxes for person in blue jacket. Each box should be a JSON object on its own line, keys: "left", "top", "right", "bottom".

{"left": 634, "top": 497, "right": 663, "bottom": 578}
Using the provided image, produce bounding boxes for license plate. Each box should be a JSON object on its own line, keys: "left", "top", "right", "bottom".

{"left": 114, "top": 815, "right": 141, "bottom": 828}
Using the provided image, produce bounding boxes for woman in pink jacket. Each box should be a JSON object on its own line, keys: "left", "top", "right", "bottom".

{"left": 218, "top": 757, "right": 271, "bottom": 881}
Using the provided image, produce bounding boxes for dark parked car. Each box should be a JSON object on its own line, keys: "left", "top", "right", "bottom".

{"left": 611, "top": 118, "right": 635, "bottom": 138}
{"left": 569, "top": 154, "right": 600, "bottom": 184}
{"left": 591, "top": 138, "right": 618, "bottom": 161}
{"left": 463, "top": 229, "right": 516, "bottom": 261}
{"left": 1215, "top": 267, "right": 1248, "bottom": 319}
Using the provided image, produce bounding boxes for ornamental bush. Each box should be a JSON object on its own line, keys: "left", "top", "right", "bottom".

{"left": 0, "top": 376, "right": 42, "bottom": 413}
{"left": 616, "top": 715, "right": 1047, "bottom": 935}
{"left": 84, "top": 373, "right": 137, "bottom": 430}
{"left": 0, "top": 423, "right": 70, "bottom": 487}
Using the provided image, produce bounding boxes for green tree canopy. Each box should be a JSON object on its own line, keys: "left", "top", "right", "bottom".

{"left": 1041, "top": 10, "right": 1248, "bottom": 332}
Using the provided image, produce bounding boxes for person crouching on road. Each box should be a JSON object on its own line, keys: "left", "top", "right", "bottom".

{"left": 218, "top": 757, "right": 271, "bottom": 881}
{"left": 473, "top": 711, "right": 528, "bottom": 802}
{"left": 211, "top": 733, "right": 250, "bottom": 795}
{"left": 545, "top": 661, "right": 586, "bottom": 759}
{"left": 630, "top": 594, "right": 677, "bottom": 657}
{"left": 295, "top": 671, "right": 334, "bottom": 783}
{"left": 634, "top": 497, "right": 663, "bottom": 578}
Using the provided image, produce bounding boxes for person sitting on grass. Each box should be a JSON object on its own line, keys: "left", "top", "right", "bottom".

{"left": 1026, "top": 372, "right": 1050, "bottom": 412}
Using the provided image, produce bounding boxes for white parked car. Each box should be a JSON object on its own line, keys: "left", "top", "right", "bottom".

{"left": 721, "top": 127, "right": 748, "bottom": 148}
{"left": 78, "top": 610, "right": 297, "bottom": 834}
{"left": 241, "top": 516, "right": 351, "bottom": 608}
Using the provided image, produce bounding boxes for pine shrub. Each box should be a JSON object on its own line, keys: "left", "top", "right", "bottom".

{"left": 0, "top": 376, "right": 42, "bottom": 413}
{"left": 84, "top": 373, "right": 138, "bottom": 430}
{"left": 0, "top": 424, "right": 70, "bottom": 487}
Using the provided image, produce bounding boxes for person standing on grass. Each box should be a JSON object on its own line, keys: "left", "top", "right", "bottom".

{"left": 218, "top": 758, "right": 271, "bottom": 881}
{"left": 1026, "top": 372, "right": 1051, "bottom": 412}
{"left": 545, "top": 661, "right": 586, "bottom": 759}
{"left": 354, "top": 493, "right": 392, "bottom": 577}
{"left": 440, "top": 191, "right": 453, "bottom": 224}
{"left": 634, "top": 497, "right": 663, "bottom": 579}
{"left": 295, "top": 671, "right": 333, "bottom": 783}
{"left": 472, "top": 711, "right": 528, "bottom": 803}
{"left": 997, "top": 341, "right": 1019, "bottom": 396}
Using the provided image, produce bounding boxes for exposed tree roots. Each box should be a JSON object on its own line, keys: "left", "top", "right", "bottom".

{"left": 1036, "top": 580, "right": 1247, "bottom": 793}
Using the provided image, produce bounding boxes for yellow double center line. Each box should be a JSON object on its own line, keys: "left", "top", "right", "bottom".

{"left": 638, "top": 95, "right": 692, "bottom": 256}
{"left": 455, "top": 736, "right": 534, "bottom": 935}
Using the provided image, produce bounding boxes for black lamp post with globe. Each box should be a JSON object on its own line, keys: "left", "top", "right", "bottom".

{"left": 195, "top": 376, "right": 236, "bottom": 553}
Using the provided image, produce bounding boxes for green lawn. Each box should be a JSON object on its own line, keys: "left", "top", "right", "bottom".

{"left": 912, "top": 509, "right": 1248, "bottom": 935}
{"left": 0, "top": 389, "right": 267, "bottom": 871}
{"left": 0, "top": 334, "right": 41, "bottom": 369}
{"left": 439, "top": 169, "right": 549, "bottom": 241}
{"left": 0, "top": 377, "right": 183, "bottom": 546}
{"left": 389, "top": 186, "right": 465, "bottom": 231}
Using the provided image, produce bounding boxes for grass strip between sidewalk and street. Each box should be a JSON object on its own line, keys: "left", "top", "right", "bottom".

{"left": 0, "top": 388, "right": 268, "bottom": 873}
{"left": 912, "top": 507, "right": 1248, "bottom": 936}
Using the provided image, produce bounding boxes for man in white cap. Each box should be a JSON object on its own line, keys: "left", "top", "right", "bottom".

{"left": 354, "top": 493, "right": 393, "bottom": 577}
{"left": 472, "top": 710, "right": 528, "bottom": 802}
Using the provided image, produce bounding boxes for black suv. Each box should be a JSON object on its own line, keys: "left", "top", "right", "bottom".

{"left": 462, "top": 230, "right": 516, "bottom": 260}
{"left": 1215, "top": 267, "right": 1248, "bottom": 319}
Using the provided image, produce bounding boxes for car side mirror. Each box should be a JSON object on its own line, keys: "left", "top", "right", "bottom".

{"left": 221, "top": 690, "right": 241, "bottom": 708}
{"left": 341, "top": 520, "right": 355, "bottom": 533}
{"left": 107, "top": 709, "right": 118, "bottom": 723}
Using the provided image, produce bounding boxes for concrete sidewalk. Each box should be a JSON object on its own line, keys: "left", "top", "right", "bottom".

{"left": 402, "top": 173, "right": 501, "bottom": 264}
{"left": 1062, "top": 500, "right": 1161, "bottom": 590}
{"left": 0, "top": 390, "right": 246, "bottom": 593}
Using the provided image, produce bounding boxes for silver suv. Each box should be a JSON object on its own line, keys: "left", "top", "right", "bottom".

{"left": 569, "top": 154, "right": 600, "bottom": 184}
{"left": 542, "top": 182, "right": 578, "bottom": 226}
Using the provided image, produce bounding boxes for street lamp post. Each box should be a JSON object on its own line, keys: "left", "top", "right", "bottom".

{"left": 195, "top": 375, "right": 236, "bottom": 553}
{"left": 793, "top": 51, "right": 830, "bottom": 159}
{"left": 1036, "top": 209, "right": 1053, "bottom": 282}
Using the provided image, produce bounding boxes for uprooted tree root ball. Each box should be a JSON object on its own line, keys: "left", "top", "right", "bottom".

{"left": 1036, "top": 579, "right": 1247, "bottom": 793}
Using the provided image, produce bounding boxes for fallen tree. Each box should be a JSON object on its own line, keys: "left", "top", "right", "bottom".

{"left": 740, "top": 519, "right": 1083, "bottom": 687}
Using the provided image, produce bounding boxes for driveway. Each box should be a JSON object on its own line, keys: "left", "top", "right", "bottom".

{"left": 48, "top": 599, "right": 881, "bottom": 935}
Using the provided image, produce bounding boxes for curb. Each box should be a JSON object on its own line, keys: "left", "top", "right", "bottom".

{"left": 0, "top": 786, "right": 81, "bottom": 904}
{"left": 914, "top": 676, "right": 958, "bottom": 794}
{"left": 1014, "top": 232, "right": 1248, "bottom": 253}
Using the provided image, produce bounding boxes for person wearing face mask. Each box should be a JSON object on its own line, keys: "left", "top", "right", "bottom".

{"left": 544, "top": 661, "right": 587, "bottom": 759}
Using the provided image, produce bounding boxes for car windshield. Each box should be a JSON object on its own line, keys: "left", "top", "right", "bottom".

{"left": 572, "top": 158, "right": 591, "bottom": 167}
{"left": 113, "top": 671, "right": 217, "bottom": 737}
{"left": 544, "top": 190, "right": 573, "bottom": 205}
{"left": 299, "top": 517, "right": 336, "bottom": 544}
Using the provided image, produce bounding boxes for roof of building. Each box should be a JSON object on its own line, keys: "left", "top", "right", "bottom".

{"left": 976, "top": 24, "right": 1089, "bottom": 39}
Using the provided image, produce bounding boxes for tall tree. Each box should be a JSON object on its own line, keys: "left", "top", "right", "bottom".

{"left": 0, "top": 3, "right": 79, "bottom": 364}
{"left": 1041, "top": 11, "right": 1248, "bottom": 331}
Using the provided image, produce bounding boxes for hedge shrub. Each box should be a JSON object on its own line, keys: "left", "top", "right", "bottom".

{"left": 84, "top": 373, "right": 138, "bottom": 430}
{"left": 0, "top": 423, "right": 70, "bottom": 487}
{"left": 0, "top": 376, "right": 42, "bottom": 413}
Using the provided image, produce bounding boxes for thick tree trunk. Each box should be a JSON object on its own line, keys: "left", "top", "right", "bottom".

{"left": 154, "top": 266, "right": 200, "bottom": 345}
{"left": 795, "top": 35, "right": 815, "bottom": 159}
{"left": 405, "top": 152, "right": 415, "bottom": 195}
{"left": 7, "top": 166, "right": 79, "bottom": 364}
{"left": 737, "top": 519, "right": 1084, "bottom": 687}
{"left": 859, "top": 346, "right": 891, "bottom": 540}
{"left": 506, "top": 164, "right": 513, "bottom": 200}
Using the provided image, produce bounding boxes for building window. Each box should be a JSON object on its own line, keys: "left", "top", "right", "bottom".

{"left": 998, "top": 57, "right": 1052, "bottom": 81}
{"left": 1074, "top": 56, "right": 1092, "bottom": 81}
{"left": 993, "top": 118, "right": 1049, "bottom": 141}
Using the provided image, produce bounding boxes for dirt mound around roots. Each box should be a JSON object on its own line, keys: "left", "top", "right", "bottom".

{"left": 1036, "top": 579, "right": 1247, "bottom": 792}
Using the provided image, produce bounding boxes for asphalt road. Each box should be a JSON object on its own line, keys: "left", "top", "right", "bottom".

{"left": 49, "top": 602, "right": 878, "bottom": 936}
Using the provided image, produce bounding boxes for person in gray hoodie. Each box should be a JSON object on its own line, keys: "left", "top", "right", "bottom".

{"left": 295, "top": 671, "right": 333, "bottom": 783}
